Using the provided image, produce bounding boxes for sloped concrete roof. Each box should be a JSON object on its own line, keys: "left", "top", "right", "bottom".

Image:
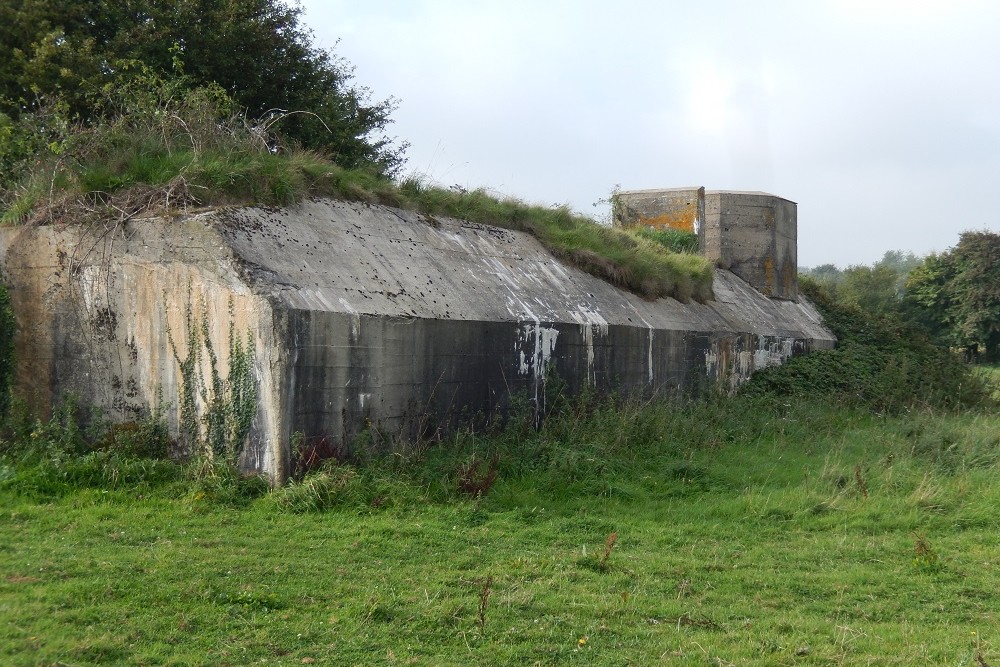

{"left": 213, "top": 199, "right": 831, "bottom": 343}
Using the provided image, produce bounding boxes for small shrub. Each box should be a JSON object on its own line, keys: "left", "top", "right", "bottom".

{"left": 290, "top": 433, "right": 355, "bottom": 479}
{"left": 912, "top": 533, "right": 943, "bottom": 573}
{"left": 457, "top": 454, "right": 500, "bottom": 498}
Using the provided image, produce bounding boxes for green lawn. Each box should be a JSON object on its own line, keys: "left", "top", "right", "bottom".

{"left": 2, "top": 401, "right": 999, "bottom": 666}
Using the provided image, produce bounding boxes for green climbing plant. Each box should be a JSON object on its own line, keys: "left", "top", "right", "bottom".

{"left": 167, "top": 294, "right": 257, "bottom": 472}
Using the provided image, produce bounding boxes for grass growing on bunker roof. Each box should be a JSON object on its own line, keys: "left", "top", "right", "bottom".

{"left": 0, "top": 85, "right": 712, "bottom": 303}
{"left": 391, "top": 178, "right": 714, "bottom": 303}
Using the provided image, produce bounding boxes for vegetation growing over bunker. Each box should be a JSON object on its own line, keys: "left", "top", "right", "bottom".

{"left": 0, "top": 82, "right": 711, "bottom": 301}
{"left": 0, "top": 0, "right": 713, "bottom": 303}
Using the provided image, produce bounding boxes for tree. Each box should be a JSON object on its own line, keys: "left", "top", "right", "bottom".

{"left": 902, "top": 252, "right": 956, "bottom": 347}
{"left": 839, "top": 263, "right": 901, "bottom": 316}
{"left": 800, "top": 251, "right": 922, "bottom": 311}
{"left": 947, "top": 232, "right": 1000, "bottom": 360}
{"left": 0, "top": 0, "right": 405, "bottom": 174}
{"left": 904, "top": 231, "right": 1000, "bottom": 361}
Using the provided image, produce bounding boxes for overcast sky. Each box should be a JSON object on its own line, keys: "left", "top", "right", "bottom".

{"left": 300, "top": 0, "right": 1000, "bottom": 268}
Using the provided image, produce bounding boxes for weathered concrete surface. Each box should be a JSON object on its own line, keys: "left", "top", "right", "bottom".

{"left": 0, "top": 216, "right": 286, "bottom": 476}
{"left": 704, "top": 190, "right": 798, "bottom": 300}
{"left": 613, "top": 187, "right": 705, "bottom": 235}
{"left": 0, "top": 198, "right": 833, "bottom": 482}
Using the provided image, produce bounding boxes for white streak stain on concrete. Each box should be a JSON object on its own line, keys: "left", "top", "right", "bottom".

{"left": 737, "top": 349, "right": 753, "bottom": 377}
{"left": 573, "top": 305, "right": 609, "bottom": 333}
{"left": 584, "top": 325, "right": 595, "bottom": 386}
{"left": 648, "top": 328, "right": 654, "bottom": 385}
{"left": 705, "top": 348, "right": 718, "bottom": 378}
{"left": 338, "top": 297, "right": 361, "bottom": 339}
{"left": 79, "top": 265, "right": 103, "bottom": 313}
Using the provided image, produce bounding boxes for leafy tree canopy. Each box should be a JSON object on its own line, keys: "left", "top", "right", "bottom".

{"left": 905, "top": 231, "right": 1000, "bottom": 360}
{"left": 800, "top": 250, "right": 923, "bottom": 317}
{"left": 0, "top": 0, "right": 405, "bottom": 175}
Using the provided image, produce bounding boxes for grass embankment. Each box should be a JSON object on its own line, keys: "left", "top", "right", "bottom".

{"left": 0, "top": 87, "right": 711, "bottom": 302}
{"left": 2, "top": 395, "right": 1000, "bottom": 666}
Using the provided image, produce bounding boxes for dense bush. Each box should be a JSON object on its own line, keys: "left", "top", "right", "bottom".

{"left": 741, "top": 280, "right": 993, "bottom": 412}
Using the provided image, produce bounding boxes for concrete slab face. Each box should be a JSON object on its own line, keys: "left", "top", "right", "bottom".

{"left": 613, "top": 187, "right": 705, "bottom": 237}
{"left": 704, "top": 191, "right": 798, "bottom": 300}
{"left": 0, "top": 220, "right": 285, "bottom": 481}
{"left": 1, "top": 199, "right": 832, "bottom": 482}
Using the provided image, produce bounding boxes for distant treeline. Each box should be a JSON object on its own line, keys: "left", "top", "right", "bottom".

{"left": 800, "top": 233, "right": 1000, "bottom": 361}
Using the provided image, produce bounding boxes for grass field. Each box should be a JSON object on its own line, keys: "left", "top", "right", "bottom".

{"left": 2, "top": 396, "right": 999, "bottom": 666}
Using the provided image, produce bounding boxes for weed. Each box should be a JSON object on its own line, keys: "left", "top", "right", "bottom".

{"left": 167, "top": 295, "right": 257, "bottom": 473}
{"left": 457, "top": 454, "right": 500, "bottom": 498}
{"left": 599, "top": 531, "right": 619, "bottom": 571}
{"left": 477, "top": 575, "right": 493, "bottom": 634}
{"left": 271, "top": 464, "right": 361, "bottom": 512}
{"left": 186, "top": 466, "right": 269, "bottom": 507}
{"left": 213, "top": 589, "right": 284, "bottom": 612}
{"left": 0, "top": 395, "right": 181, "bottom": 498}
{"left": 663, "top": 614, "right": 721, "bottom": 630}
{"left": 854, "top": 464, "right": 869, "bottom": 498}
{"left": 913, "top": 532, "right": 943, "bottom": 573}
{"left": 633, "top": 226, "right": 700, "bottom": 254}
{"left": 0, "top": 283, "right": 13, "bottom": 420}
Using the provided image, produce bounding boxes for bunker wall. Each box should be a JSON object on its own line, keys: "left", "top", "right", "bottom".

{"left": 1, "top": 199, "right": 833, "bottom": 482}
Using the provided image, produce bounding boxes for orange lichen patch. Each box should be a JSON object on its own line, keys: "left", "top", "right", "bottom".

{"left": 638, "top": 212, "right": 697, "bottom": 233}
{"left": 781, "top": 261, "right": 796, "bottom": 296}
{"left": 762, "top": 256, "right": 775, "bottom": 295}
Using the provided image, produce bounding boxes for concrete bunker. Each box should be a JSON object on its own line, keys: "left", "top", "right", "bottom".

{"left": 614, "top": 187, "right": 798, "bottom": 299}
{"left": 0, "top": 195, "right": 834, "bottom": 482}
